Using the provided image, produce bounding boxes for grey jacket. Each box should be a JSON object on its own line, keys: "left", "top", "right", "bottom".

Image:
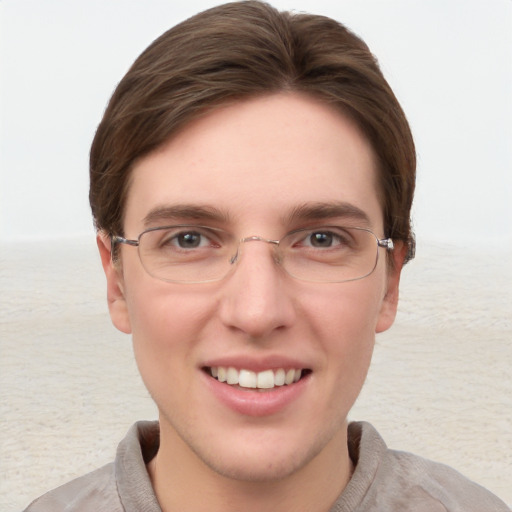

{"left": 24, "top": 421, "right": 510, "bottom": 511}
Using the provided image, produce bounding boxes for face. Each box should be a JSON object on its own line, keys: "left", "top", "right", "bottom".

{"left": 99, "top": 93, "right": 403, "bottom": 483}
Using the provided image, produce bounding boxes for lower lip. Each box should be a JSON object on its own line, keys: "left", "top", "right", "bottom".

{"left": 202, "top": 371, "right": 310, "bottom": 417}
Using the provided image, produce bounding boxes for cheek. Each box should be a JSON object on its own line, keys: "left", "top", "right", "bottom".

{"left": 123, "top": 279, "right": 215, "bottom": 390}
{"left": 301, "top": 278, "right": 386, "bottom": 376}
{"left": 303, "top": 276, "right": 385, "bottom": 339}
{"left": 128, "top": 290, "right": 208, "bottom": 346}
{"left": 322, "top": 301, "right": 376, "bottom": 373}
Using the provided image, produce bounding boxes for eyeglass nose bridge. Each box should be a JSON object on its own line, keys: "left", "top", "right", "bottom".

{"left": 229, "top": 235, "right": 281, "bottom": 265}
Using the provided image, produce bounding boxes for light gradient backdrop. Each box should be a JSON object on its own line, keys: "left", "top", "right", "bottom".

{"left": 1, "top": 0, "right": 511, "bottom": 247}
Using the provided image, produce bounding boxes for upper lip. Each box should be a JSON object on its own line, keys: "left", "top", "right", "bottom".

{"left": 201, "top": 355, "right": 311, "bottom": 373}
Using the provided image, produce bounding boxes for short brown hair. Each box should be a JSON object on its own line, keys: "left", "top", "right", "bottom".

{"left": 90, "top": 0, "right": 416, "bottom": 262}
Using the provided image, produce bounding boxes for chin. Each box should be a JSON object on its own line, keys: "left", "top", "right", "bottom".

{"left": 191, "top": 424, "right": 341, "bottom": 484}
{"left": 200, "top": 447, "right": 313, "bottom": 483}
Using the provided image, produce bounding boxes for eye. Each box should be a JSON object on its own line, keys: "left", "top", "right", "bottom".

{"left": 174, "top": 231, "right": 206, "bottom": 248}
{"left": 300, "top": 229, "right": 348, "bottom": 249}
{"left": 164, "top": 230, "right": 213, "bottom": 249}
{"left": 144, "top": 226, "right": 223, "bottom": 252}
{"left": 307, "top": 231, "right": 337, "bottom": 248}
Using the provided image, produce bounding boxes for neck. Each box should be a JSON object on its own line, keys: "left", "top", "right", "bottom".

{"left": 147, "top": 421, "right": 353, "bottom": 512}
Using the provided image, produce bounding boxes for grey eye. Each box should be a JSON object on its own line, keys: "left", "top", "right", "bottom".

{"left": 176, "top": 232, "right": 203, "bottom": 248}
{"left": 309, "top": 232, "right": 335, "bottom": 247}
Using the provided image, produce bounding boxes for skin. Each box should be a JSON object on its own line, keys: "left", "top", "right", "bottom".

{"left": 98, "top": 92, "right": 405, "bottom": 512}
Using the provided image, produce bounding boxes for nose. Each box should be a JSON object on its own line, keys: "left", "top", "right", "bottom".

{"left": 218, "top": 238, "right": 296, "bottom": 339}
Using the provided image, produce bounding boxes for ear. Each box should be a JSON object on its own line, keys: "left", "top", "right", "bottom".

{"left": 375, "top": 242, "right": 407, "bottom": 334}
{"left": 97, "top": 233, "right": 132, "bottom": 334}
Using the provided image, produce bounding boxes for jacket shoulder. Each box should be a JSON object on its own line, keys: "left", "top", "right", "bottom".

{"left": 381, "top": 449, "right": 510, "bottom": 511}
{"left": 23, "top": 463, "right": 122, "bottom": 512}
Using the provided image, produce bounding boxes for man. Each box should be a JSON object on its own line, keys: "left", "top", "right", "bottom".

{"left": 25, "top": 2, "right": 509, "bottom": 511}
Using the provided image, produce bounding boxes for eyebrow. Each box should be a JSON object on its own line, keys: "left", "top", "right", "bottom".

{"left": 142, "top": 204, "right": 229, "bottom": 227}
{"left": 284, "top": 201, "right": 372, "bottom": 227}
{"left": 142, "top": 201, "right": 372, "bottom": 229}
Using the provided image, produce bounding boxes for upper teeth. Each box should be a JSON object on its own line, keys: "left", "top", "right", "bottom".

{"left": 210, "top": 367, "right": 302, "bottom": 389}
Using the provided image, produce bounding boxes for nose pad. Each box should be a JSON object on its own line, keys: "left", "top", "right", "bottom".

{"left": 272, "top": 247, "right": 283, "bottom": 266}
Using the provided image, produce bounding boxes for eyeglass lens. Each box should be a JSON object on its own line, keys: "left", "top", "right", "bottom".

{"left": 135, "top": 226, "right": 382, "bottom": 283}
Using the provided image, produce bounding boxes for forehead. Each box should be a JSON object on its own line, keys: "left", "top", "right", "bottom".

{"left": 124, "top": 93, "right": 382, "bottom": 233}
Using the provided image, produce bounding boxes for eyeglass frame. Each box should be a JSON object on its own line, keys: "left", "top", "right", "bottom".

{"left": 111, "top": 225, "right": 394, "bottom": 284}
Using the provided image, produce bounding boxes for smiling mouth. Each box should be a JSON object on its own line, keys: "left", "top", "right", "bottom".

{"left": 205, "top": 366, "right": 311, "bottom": 390}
